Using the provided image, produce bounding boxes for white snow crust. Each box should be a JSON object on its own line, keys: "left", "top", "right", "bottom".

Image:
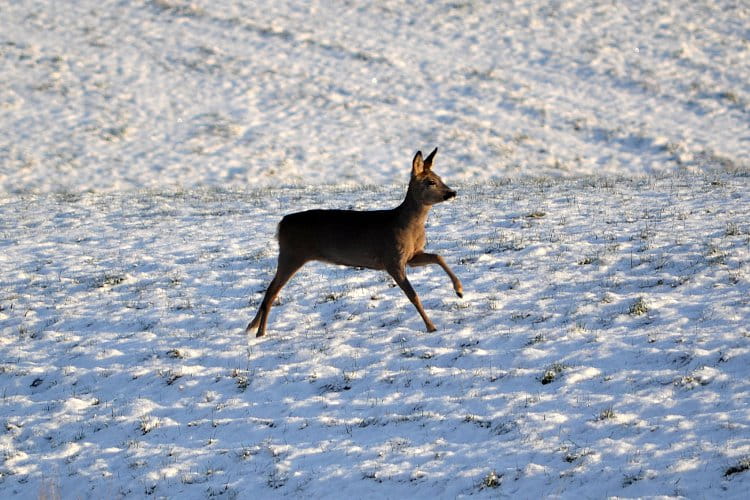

{"left": 1, "top": 0, "right": 748, "bottom": 192}
{"left": 1, "top": 1, "right": 750, "bottom": 498}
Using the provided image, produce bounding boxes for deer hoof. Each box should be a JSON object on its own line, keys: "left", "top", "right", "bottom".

{"left": 456, "top": 291, "right": 463, "bottom": 298}
{"left": 426, "top": 324, "right": 437, "bottom": 333}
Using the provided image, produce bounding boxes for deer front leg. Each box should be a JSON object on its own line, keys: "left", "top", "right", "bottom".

{"left": 407, "top": 252, "right": 463, "bottom": 298}
{"left": 386, "top": 265, "right": 437, "bottom": 332}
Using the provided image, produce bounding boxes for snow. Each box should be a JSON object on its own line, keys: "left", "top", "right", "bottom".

{"left": 1, "top": 0, "right": 748, "bottom": 192}
{"left": 1, "top": 0, "right": 750, "bottom": 498}
{"left": 2, "top": 176, "right": 749, "bottom": 498}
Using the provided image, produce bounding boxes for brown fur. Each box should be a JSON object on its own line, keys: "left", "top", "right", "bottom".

{"left": 246, "top": 148, "right": 463, "bottom": 337}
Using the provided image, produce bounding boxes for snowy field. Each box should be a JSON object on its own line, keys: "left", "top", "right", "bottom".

{"left": 1, "top": 0, "right": 748, "bottom": 191}
{"left": 2, "top": 0, "right": 750, "bottom": 499}
{"left": 1, "top": 175, "right": 750, "bottom": 498}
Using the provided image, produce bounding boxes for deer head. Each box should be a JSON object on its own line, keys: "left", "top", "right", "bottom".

{"left": 409, "top": 148, "right": 456, "bottom": 205}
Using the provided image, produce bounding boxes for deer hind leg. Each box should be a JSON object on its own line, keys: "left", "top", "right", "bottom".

{"left": 407, "top": 252, "right": 463, "bottom": 298}
{"left": 246, "top": 253, "right": 306, "bottom": 337}
{"left": 386, "top": 265, "right": 437, "bottom": 332}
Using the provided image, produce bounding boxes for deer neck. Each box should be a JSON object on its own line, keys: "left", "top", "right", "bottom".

{"left": 396, "top": 186, "right": 431, "bottom": 230}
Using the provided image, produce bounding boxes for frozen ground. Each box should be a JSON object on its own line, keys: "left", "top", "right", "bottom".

{"left": 1, "top": 173, "right": 750, "bottom": 498}
{"left": 1, "top": 0, "right": 750, "bottom": 499}
{"left": 1, "top": 0, "right": 748, "bottom": 192}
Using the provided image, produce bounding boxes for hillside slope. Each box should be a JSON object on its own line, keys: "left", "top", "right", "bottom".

{"left": 1, "top": 174, "right": 749, "bottom": 497}
{"left": 2, "top": 0, "right": 748, "bottom": 192}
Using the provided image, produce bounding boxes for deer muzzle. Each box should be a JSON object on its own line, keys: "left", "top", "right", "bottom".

{"left": 443, "top": 190, "right": 457, "bottom": 201}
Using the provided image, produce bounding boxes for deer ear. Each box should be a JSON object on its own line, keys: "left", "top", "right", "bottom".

{"left": 412, "top": 151, "right": 424, "bottom": 176}
{"left": 424, "top": 147, "right": 438, "bottom": 170}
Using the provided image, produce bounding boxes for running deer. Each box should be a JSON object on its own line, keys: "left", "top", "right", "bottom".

{"left": 246, "top": 148, "right": 463, "bottom": 337}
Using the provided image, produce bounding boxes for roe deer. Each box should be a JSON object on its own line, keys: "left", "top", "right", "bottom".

{"left": 246, "top": 148, "right": 463, "bottom": 337}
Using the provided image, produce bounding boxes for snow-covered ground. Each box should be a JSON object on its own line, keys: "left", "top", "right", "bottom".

{"left": 2, "top": 0, "right": 750, "bottom": 498}
{"left": 2, "top": 174, "right": 749, "bottom": 498}
{"left": 1, "top": 0, "right": 748, "bottom": 192}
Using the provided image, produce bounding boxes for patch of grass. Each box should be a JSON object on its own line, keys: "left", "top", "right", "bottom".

{"left": 511, "top": 311, "right": 532, "bottom": 321}
{"left": 622, "top": 470, "right": 644, "bottom": 487}
{"left": 704, "top": 243, "right": 727, "bottom": 265}
{"left": 151, "top": 0, "right": 205, "bottom": 18}
{"left": 720, "top": 90, "right": 741, "bottom": 105}
{"left": 139, "top": 415, "right": 160, "bottom": 435}
{"left": 231, "top": 369, "right": 249, "bottom": 391}
{"left": 320, "top": 291, "right": 344, "bottom": 303}
{"left": 596, "top": 406, "right": 616, "bottom": 421}
{"left": 464, "top": 414, "right": 492, "bottom": 428}
{"left": 577, "top": 254, "right": 599, "bottom": 265}
{"left": 725, "top": 222, "right": 741, "bottom": 236}
{"left": 724, "top": 457, "right": 750, "bottom": 477}
{"left": 526, "top": 333, "right": 546, "bottom": 346}
{"left": 492, "top": 419, "right": 518, "bottom": 435}
{"left": 629, "top": 296, "right": 649, "bottom": 316}
{"left": 562, "top": 445, "right": 594, "bottom": 463}
{"left": 164, "top": 370, "right": 183, "bottom": 386}
{"left": 482, "top": 470, "right": 502, "bottom": 489}
{"left": 166, "top": 348, "right": 187, "bottom": 359}
{"left": 541, "top": 363, "right": 567, "bottom": 385}
{"left": 94, "top": 273, "right": 126, "bottom": 288}
{"left": 238, "top": 446, "right": 260, "bottom": 460}
{"left": 570, "top": 321, "right": 587, "bottom": 334}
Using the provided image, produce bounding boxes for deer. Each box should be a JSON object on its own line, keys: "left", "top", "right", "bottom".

{"left": 246, "top": 147, "right": 463, "bottom": 337}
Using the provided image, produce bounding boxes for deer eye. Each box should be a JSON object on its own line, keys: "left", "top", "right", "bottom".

{"left": 426, "top": 179, "right": 436, "bottom": 186}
